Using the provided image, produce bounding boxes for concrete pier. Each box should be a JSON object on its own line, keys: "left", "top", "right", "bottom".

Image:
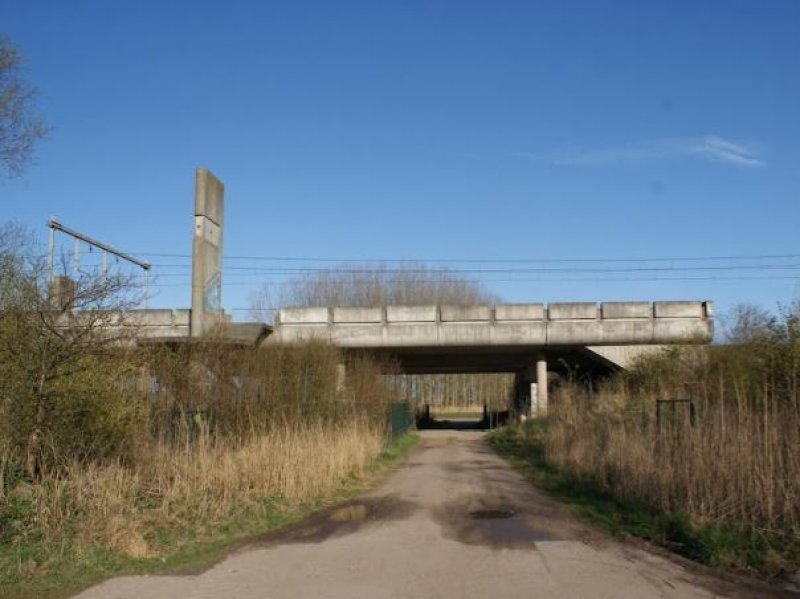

{"left": 535, "top": 354, "right": 548, "bottom": 415}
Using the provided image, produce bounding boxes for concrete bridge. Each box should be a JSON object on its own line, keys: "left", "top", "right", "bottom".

{"left": 269, "top": 301, "right": 714, "bottom": 415}
{"left": 102, "top": 299, "right": 713, "bottom": 416}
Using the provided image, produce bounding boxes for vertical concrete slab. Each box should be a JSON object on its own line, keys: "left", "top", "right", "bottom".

{"left": 191, "top": 168, "right": 224, "bottom": 337}
{"left": 536, "top": 354, "right": 548, "bottom": 416}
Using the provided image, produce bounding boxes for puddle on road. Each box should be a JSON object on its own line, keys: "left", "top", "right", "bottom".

{"left": 250, "top": 496, "right": 417, "bottom": 547}
{"left": 329, "top": 504, "right": 370, "bottom": 522}
{"left": 434, "top": 499, "right": 559, "bottom": 549}
{"left": 470, "top": 508, "right": 516, "bottom": 520}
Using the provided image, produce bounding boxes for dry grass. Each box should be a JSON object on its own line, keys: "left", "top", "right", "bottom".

{"left": 0, "top": 340, "right": 399, "bottom": 589}
{"left": 4, "top": 419, "right": 384, "bottom": 565}
{"left": 544, "top": 344, "right": 800, "bottom": 561}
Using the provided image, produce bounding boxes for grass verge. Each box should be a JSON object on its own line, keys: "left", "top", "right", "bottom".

{"left": 0, "top": 432, "right": 418, "bottom": 599}
{"left": 489, "top": 421, "right": 798, "bottom": 576}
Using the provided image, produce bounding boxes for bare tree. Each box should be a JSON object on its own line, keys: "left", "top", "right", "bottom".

{"left": 723, "top": 303, "right": 777, "bottom": 344}
{"left": 0, "top": 35, "right": 49, "bottom": 178}
{"left": 271, "top": 263, "right": 495, "bottom": 309}
{"left": 252, "top": 264, "right": 503, "bottom": 412}
{"left": 0, "top": 222, "right": 141, "bottom": 477}
{"left": 248, "top": 283, "right": 276, "bottom": 324}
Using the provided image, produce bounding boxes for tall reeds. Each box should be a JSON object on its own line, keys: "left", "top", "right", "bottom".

{"left": 545, "top": 342, "right": 800, "bottom": 545}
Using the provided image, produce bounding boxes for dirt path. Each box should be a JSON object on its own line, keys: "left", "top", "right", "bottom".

{"left": 74, "top": 430, "right": 787, "bottom": 598}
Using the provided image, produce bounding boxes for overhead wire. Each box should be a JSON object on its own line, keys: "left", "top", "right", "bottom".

{"left": 127, "top": 251, "right": 800, "bottom": 264}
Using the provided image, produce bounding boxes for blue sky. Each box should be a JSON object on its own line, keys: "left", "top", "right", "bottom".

{"left": 3, "top": 0, "right": 799, "bottom": 321}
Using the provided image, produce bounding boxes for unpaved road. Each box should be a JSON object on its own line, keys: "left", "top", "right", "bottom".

{"left": 75, "top": 430, "right": 789, "bottom": 599}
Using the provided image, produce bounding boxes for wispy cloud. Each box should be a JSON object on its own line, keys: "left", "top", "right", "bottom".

{"left": 520, "top": 136, "right": 765, "bottom": 168}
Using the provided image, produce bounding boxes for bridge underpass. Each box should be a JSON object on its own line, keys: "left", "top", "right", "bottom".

{"left": 342, "top": 345, "right": 622, "bottom": 427}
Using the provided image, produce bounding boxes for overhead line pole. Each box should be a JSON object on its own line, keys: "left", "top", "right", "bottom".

{"left": 46, "top": 218, "right": 152, "bottom": 308}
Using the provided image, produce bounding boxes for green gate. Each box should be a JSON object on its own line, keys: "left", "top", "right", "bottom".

{"left": 389, "top": 401, "right": 412, "bottom": 440}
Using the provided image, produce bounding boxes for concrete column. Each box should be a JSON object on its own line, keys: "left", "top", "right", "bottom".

{"left": 336, "top": 362, "right": 347, "bottom": 393}
{"left": 191, "top": 168, "right": 225, "bottom": 337}
{"left": 513, "top": 372, "right": 529, "bottom": 419}
{"left": 535, "top": 353, "right": 548, "bottom": 415}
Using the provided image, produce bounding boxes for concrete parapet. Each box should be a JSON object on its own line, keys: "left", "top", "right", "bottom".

{"left": 118, "top": 309, "right": 191, "bottom": 327}
{"left": 494, "top": 304, "right": 545, "bottom": 321}
{"left": 270, "top": 301, "right": 713, "bottom": 349}
{"left": 601, "top": 302, "right": 651, "bottom": 319}
{"left": 548, "top": 302, "right": 598, "bottom": 320}
{"left": 333, "top": 307, "right": 383, "bottom": 323}
{"left": 654, "top": 301, "right": 705, "bottom": 318}
{"left": 386, "top": 306, "right": 437, "bottom": 322}
{"left": 279, "top": 307, "right": 329, "bottom": 324}
{"left": 440, "top": 305, "right": 491, "bottom": 322}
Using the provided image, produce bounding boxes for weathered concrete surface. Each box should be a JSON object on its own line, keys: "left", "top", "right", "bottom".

{"left": 191, "top": 168, "right": 225, "bottom": 337}
{"left": 333, "top": 307, "right": 383, "bottom": 323}
{"left": 271, "top": 301, "right": 714, "bottom": 348}
{"left": 601, "top": 301, "right": 652, "bottom": 319}
{"left": 655, "top": 301, "right": 711, "bottom": 318}
{"left": 73, "top": 431, "right": 776, "bottom": 599}
{"left": 387, "top": 305, "right": 438, "bottom": 322}
{"left": 548, "top": 302, "right": 598, "bottom": 320}
{"left": 585, "top": 344, "right": 666, "bottom": 369}
{"left": 440, "top": 305, "right": 492, "bottom": 321}
{"left": 495, "top": 303, "right": 546, "bottom": 320}
{"left": 70, "top": 309, "right": 192, "bottom": 339}
{"left": 93, "top": 309, "right": 271, "bottom": 346}
{"left": 280, "top": 306, "right": 329, "bottom": 324}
